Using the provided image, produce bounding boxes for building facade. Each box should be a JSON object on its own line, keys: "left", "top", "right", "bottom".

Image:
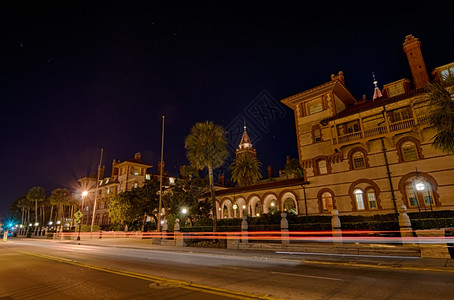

{"left": 217, "top": 35, "right": 454, "bottom": 218}
{"left": 78, "top": 153, "right": 175, "bottom": 227}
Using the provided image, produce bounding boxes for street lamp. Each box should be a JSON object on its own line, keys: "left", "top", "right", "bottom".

{"left": 233, "top": 204, "right": 238, "bottom": 218}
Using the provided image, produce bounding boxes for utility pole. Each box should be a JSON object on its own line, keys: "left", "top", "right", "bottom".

{"left": 91, "top": 148, "right": 104, "bottom": 233}
{"left": 158, "top": 116, "right": 165, "bottom": 232}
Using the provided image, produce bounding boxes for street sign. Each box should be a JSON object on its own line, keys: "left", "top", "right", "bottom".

{"left": 74, "top": 210, "right": 83, "bottom": 220}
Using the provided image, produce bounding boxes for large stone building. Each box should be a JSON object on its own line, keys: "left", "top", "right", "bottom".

{"left": 216, "top": 35, "right": 454, "bottom": 218}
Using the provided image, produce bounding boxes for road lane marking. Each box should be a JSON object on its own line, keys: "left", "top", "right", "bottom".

{"left": 19, "top": 251, "right": 282, "bottom": 300}
{"left": 223, "top": 266, "right": 343, "bottom": 282}
{"left": 270, "top": 271, "right": 344, "bottom": 281}
{"left": 301, "top": 259, "right": 454, "bottom": 273}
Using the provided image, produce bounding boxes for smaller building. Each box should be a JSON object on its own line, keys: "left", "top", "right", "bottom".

{"left": 77, "top": 152, "right": 175, "bottom": 227}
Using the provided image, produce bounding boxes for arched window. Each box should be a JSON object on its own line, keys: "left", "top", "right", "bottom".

{"left": 405, "top": 178, "right": 435, "bottom": 210}
{"left": 354, "top": 189, "right": 365, "bottom": 210}
{"left": 352, "top": 151, "right": 366, "bottom": 169}
{"left": 255, "top": 202, "right": 262, "bottom": 216}
{"left": 321, "top": 192, "right": 334, "bottom": 213}
{"left": 353, "top": 188, "right": 378, "bottom": 210}
{"left": 283, "top": 198, "right": 296, "bottom": 214}
{"left": 401, "top": 141, "right": 419, "bottom": 161}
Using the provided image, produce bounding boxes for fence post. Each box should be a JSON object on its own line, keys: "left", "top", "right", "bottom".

{"left": 398, "top": 204, "right": 414, "bottom": 245}
{"left": 241, "top": 215, "right": 248, "bottom": 244}
{"left": 174, "top": 219, "right": 185, "bottom": 247}
{"left": 331, "top": 209, "right": 342, "bottom": 244}
{"left": 281, "top": 212, "right": 289, "bottom": 245}
{"left": 162, "top": 219, "right": 168, "bottom": 240}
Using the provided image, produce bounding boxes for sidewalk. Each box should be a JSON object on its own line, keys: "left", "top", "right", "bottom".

{"left": 48, "top": 236, "right": 454, "bottom": 273}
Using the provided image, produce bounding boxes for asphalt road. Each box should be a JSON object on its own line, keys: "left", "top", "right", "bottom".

{"left": 1, "top": 238, "right": 454, "bottom": 299}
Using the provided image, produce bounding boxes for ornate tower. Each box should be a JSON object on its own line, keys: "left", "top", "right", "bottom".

{"left": 235, "top": 124, "right": 257, "bottom": 160}
{"left": 403, "top": 34, "right": 429, "bottom": 89}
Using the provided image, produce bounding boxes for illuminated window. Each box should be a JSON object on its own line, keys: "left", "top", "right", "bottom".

{"left": 352, "top": 152, "right": 365, "bottom": 169}
{"left": 133, "top": 168, "right": 139, "bottom": 175}
{"left": 402, "top": 142, "right": 418, "bottom": 161}
{"left": 354, "top": 189, "right": 365, "bottom": 210}
{"left": 321, "top": 192, "right": 334, "bottom": 213}
{"left": 367, "top": 190, "right": 377, "bottom": 209}
{"left": 133, "top": 182, "right": 138, "bottom": 188}
{"left": 283, "top": 198, "right": 296, "bottom": 214}
{"left": 145, "top": 174, "right": 151, "bottom": 180}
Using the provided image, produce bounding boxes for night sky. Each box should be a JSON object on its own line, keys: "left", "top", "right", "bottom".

{"left": 1, "top": 2, "right": 453, "bottom": 217}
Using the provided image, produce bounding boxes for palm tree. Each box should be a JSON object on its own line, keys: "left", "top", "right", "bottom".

{"left": 230, "top": 154, "right": 262, "bottom": 187}
{"left": 26, "top": 186, "right": 46, "bottom": 226}
{"left": 284, "top": 156, "right": 304, "bottom": 178}
{"left": 185, "top": 121, "right": 228, "bottom": 232}
{"left": 49, "top": 188, "right": 70, "bottom": 225}
{"left": 428, "top": 75, "right": 454, "bottom": 154}
{"left": 16, "top": 195, "right": 29, "bottom": 225}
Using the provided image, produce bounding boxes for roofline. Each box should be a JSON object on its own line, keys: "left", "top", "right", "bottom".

{"left": 215, "top": 178, "right": 308, "bottom": 196}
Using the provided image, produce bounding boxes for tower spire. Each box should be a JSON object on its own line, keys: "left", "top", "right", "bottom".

{"left": 372, "top": 72, "right": 383, "bottom": 100}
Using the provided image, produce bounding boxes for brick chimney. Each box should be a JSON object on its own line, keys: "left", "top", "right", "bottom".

{"left": 218, "top": 173, "right": 225, "bottom": 185}
{"left": 403, "top": 34, "right": 429, "bottom": 89}
{"left": 112, "top": 159, "right": 120, "bottom": 176}
{"left": 267, "top": 165, "right": 273, "bottom": 178}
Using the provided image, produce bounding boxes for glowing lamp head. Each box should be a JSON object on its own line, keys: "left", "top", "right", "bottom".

{"left": 82, "top": 191, "right": 88, "bottom": 197}
{"left": 415, "top": 182, "right": 425, "bottom": 191}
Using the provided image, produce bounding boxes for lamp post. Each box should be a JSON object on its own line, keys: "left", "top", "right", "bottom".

{"left": 81, "top": 191, "right": 88, "bottom": 225}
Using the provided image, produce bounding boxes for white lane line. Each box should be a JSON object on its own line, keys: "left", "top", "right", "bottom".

{"left": 270, "top": 271, "right": 344, "bottom": 281}
{"left": 275, "top": 251, "right": 420, "bottom": 260}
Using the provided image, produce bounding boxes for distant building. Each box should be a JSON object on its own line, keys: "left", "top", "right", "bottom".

{"left": 217, "top": 35, "right": 454, "bottom": 218}
{"left": 77, "top": 152, "right": 175, "bottom": 227}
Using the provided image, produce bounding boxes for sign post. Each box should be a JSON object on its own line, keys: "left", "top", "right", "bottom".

{"left": 74, "top": 210, "right": 83, "bottom": 241}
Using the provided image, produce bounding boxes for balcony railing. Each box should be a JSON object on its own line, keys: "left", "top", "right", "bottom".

{"left": 337, "top": 131, "right": 362, "bottom": 144}
{"left": 364, "top": 125, "right": 387, "bottom": 137}
{"left": 389, "top": 118, "right": 415, "bottom": 131}
{"left": 333, "top": 117, "right": 427, "bottom": 145}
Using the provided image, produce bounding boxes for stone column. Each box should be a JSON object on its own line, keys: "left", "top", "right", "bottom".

{"left": 331, "top": 209, "right": 342, "bottom": 244}
{"left": 162, "top": 219, "right": 168, "bottom": 240}
{"left": 241, "top": 215, "right": 248, "bottom": 243}
{"left": 174, "top": 219, "right": 185, "bottom": 247}
{"left": 398, "top": 204, "right": 414, "bottom": 245}
{"left": 281, "top": 212, "right": 289, "bottom": 245}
